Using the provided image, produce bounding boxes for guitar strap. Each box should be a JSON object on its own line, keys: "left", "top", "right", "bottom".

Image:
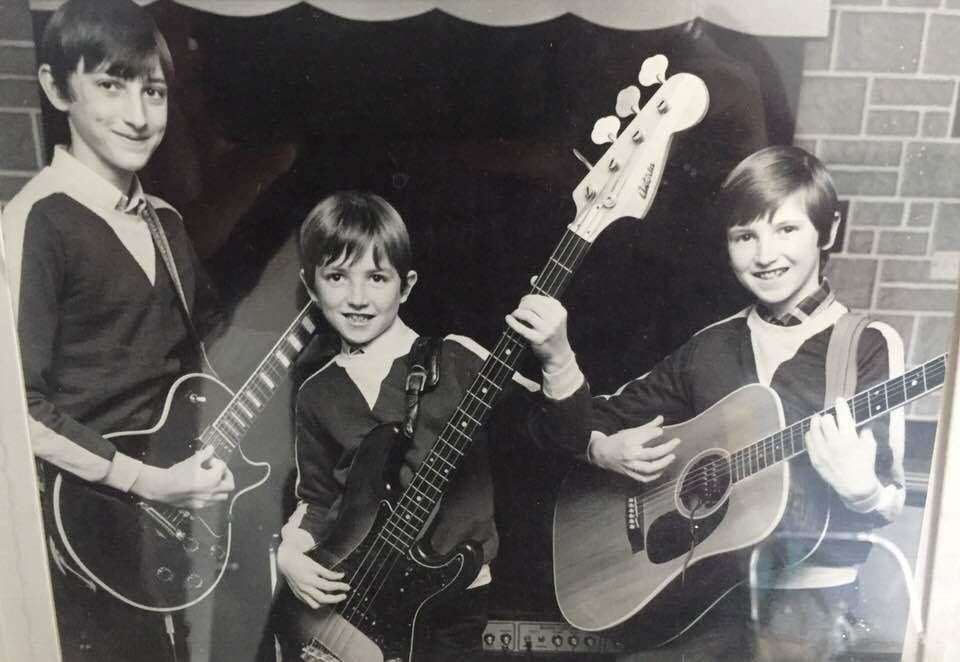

{"left": 823, "top": 312, "right": 870, "bottom": 406}
{"left": 402, "top": 337, "right": 443, "bottom": 439}
{"left": 140, "top": 199, "right": 218, "bottom": 378}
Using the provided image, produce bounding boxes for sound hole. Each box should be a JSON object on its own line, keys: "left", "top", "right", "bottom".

{"left": 679, "top": 452, "right": 730, "bottom": 514}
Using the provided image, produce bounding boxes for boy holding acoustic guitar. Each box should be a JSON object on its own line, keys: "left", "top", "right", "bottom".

{"left": 509, "top": 145, "right": 906, "bottom": 660}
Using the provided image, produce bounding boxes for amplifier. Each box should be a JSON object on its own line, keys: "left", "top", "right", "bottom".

{"left": 482, "top": 620, "right": 625, "bottom": 656}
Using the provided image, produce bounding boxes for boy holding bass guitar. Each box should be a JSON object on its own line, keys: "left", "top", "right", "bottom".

{"left": 3, "top": 0, "right": 232, "bottom": 659}
{"left": 509, "top": 145, "right": 906, "bottom": 660}
{"left": 271, "top": 192, "right": 537, "bottom": 661}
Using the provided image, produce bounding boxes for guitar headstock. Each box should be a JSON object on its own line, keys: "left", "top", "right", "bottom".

{"left": 569, "top": 57, "right": 709, "bottom": 243}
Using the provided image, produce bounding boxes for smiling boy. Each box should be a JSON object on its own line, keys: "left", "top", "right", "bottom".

{"left": 508, "top": 146, "right": 905, "bottom": 660}
{"left": 272, "top": 191, "right": 537, "bottom": 661}
{"left": 2, "top": 0, "right": 229, "bottom": 659}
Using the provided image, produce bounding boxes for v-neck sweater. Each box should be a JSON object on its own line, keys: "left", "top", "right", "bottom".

{"left": 3, "top": 155, "right": 218, "bottom": 488}
{"left": 292, "top": 335, "right": 505, "bottom": 563}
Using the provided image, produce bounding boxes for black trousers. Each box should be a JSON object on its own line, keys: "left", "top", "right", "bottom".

{"left": 50, "top": 559, "right": 189, "bottom": 662}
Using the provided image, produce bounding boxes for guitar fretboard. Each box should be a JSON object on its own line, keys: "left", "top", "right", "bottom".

{"left": 729, "top": 354, "right": 947, "bottom": 483}
{"left": 201, "top": 303, "right": 319, "bottom": 461}
{"left": 376, "top": 229, "right": 593, "bottom": 553}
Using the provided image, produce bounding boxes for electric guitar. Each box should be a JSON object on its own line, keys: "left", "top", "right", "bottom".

{"left": 269, "top": 57, "right": 710, "bottom": 662}
{"left": 51, "top": 303, "right": 320, "bottom": 612}
{"left": 552, "top": 354, "right": 947, "bottom": 648}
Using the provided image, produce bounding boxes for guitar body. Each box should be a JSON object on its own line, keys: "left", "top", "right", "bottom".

{"left": 553, "top": 384, "right": 829, "bottom": 647}
{"left": 270, "top": 424, "right": 482, "bottom": 662}
{"left": 52, "top": 372, "right": 271, "bottom": 612}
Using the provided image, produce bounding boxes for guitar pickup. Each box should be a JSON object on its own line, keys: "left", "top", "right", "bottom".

{"left": 138, "top": 502, "right": 187, "bottom": 541}
{"left": 625, "top": 496, "right": 645, "bottom": 554}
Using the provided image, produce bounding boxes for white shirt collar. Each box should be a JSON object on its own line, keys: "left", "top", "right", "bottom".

{"left": 334, "top": 317, "right": 419, "bottom": 409}
{"left": 49, "top": 146, "right": 146, "bottom": 215}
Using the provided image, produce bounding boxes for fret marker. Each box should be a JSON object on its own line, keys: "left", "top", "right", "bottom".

{"left": 911, "top": 379, "right": 918, "bottom": 387}
{"left": 505, "top": 348, "right": 512, "bottom": 355}
{"left": 481, "top": 387, "right": 488, "bottom": 394}
{"left": 301, "top": 317, "right": 316, "bottom": 333}
{"left": 275, "top": 350, "right": 291, "bottom": 368}
{"left": 461, "top": 421, "right": 467, "bottom": 428}
{"left": 286, "top": 335, "right": 304, "bottom": 352}
{"left": 259, "top": 374, "right": 276, "bottom": 390}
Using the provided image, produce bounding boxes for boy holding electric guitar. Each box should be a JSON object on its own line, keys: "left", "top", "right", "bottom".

{"left": 3, "top": 0, "right": 233, "bottom": 659}
{"left": 270, "top": 191, "right": 537, "bottom": 661}
{"left": 509, "top": 145, "right": 906, "bottom": 660}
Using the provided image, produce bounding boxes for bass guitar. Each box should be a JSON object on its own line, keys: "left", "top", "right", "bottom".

{"left": 552, "top": 354, "right": 947, "bottom": 647}
{"left": 269, "top": 56, "right": 710, "bottom": 662}
{"left": 52, "top": 303, "right": 320, "bottom": 611}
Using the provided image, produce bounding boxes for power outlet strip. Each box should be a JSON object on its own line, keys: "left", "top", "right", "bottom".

{"left": 482, "top": 620, "right": 625, "bottom": 655}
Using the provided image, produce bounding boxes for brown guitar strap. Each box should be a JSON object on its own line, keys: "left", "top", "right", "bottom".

{"left": 402, "top": 337, "right": 443, "bottom": 439}
{"left": 824, "top": 312, "right": 870, "bottom": 406}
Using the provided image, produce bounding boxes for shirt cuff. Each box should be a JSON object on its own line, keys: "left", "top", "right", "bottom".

{"left": 101, "top": 453, "right": 144, "bottom": 493}
{"left": 843, "top": 482, "right": 903, "bottom": 521}
{"left": 585, "top": 431, "right": 607, "bottom": 465}
{"left": 542, "top": 354, "right": 585, "bottom": 401}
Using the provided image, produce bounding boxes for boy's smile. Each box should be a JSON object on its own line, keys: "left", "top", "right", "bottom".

{"left": 313, "top": 246, "right": 417, "bottom": 349}
{"left": 727, "top": 192, "right": 837, "bottom": 318}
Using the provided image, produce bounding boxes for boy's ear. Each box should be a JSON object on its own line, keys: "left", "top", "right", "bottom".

{"left": 820, "top": 211, "right": 842, "bottom": 251}
{"left": 299, "top": 269, "right": 319, "bottom": 303}
{"left": 400, "top": 270, "right": 418, "bottom": 303}
{"left": 38, "top": 64, "right": 71, "bottom": 112}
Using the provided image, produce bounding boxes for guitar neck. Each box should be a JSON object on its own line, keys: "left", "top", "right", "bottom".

{"left": 380, "top": 228, "right": 593, "bottom": 551}
{"left": 730, "top": 354, "right": 948, "bottom": 483}
{"left": 201, "top": 303, "right": 319, "bottom": 462}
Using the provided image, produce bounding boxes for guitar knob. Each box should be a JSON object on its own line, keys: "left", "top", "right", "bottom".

{"left": 182, "top": 537, "right": 200, "bottom": 552}
{"left": 210, "top": 545, "right": 226, "bottom": 561}
{"left": 156, "top": 567, "right": 174, "bottom": 582}
{"left": 185, "top": 573, "right": 203, "bottom": 589}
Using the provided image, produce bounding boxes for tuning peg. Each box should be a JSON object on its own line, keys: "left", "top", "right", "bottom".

{"left": 591, "top": 116, "right": 621, "bottom": 146}
{"left": 572, "top": 149, "right": 594, "bottom": 172}
{"left": 638, "top": 54, "right": 669, "bottom": 87}
{"left": 615, "top": 86, "right": 641, "bottom": 118}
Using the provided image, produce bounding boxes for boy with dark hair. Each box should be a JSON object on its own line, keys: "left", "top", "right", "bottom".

{"left": 508, "top": 145, "right": 905, "bottom": 660}
{"left": 3, "top": 0, "right": 230, "bottom": 659}
{"left": 275, "top": 191, "right": 535, "bottom": 661}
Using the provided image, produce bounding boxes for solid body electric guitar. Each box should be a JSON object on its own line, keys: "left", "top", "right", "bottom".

{"left": 270, "top": 57, "right": 710, "bottom": 662}
{"left": 552, "top": 354, "right": 947, "bottom": 648}
{"left": 52, "top": 303, "right": 320, "bottom": 612}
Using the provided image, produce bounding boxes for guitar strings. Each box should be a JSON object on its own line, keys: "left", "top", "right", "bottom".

{"left": 311, "top": 221, "right": 590, "bottom": 653}
{"left": 624, "top": 358, "right": 945, "bottom": 516}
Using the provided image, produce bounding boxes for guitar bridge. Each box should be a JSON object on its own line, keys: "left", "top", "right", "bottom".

{"left": 301, "top": 639, "right": 341, "bottom": 662}
{"left": 626, "top": 496, "right": 645, "bottom": 554}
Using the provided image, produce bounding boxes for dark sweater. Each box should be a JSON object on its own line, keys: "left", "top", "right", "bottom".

{"left": 294, "top": 336, "right": 504, "bottom": 562}
{"left": 16, "top": 193, "right": 218, "bottom": 460}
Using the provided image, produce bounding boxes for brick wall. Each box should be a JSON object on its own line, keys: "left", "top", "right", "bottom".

{"left": 797, "top": 0, "right": 960, "bottom": 421}
{"left": 0, "top": 0, "right": 42, "bottom": 204}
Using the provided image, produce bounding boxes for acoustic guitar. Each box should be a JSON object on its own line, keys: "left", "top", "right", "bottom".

{"left": 552, "top": 354, "right": 946, "bottom": 648}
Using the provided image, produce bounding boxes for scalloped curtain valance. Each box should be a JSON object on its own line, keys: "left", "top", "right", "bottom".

{"left": 29, "top": 0, "right": 829, "bottom": 37}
